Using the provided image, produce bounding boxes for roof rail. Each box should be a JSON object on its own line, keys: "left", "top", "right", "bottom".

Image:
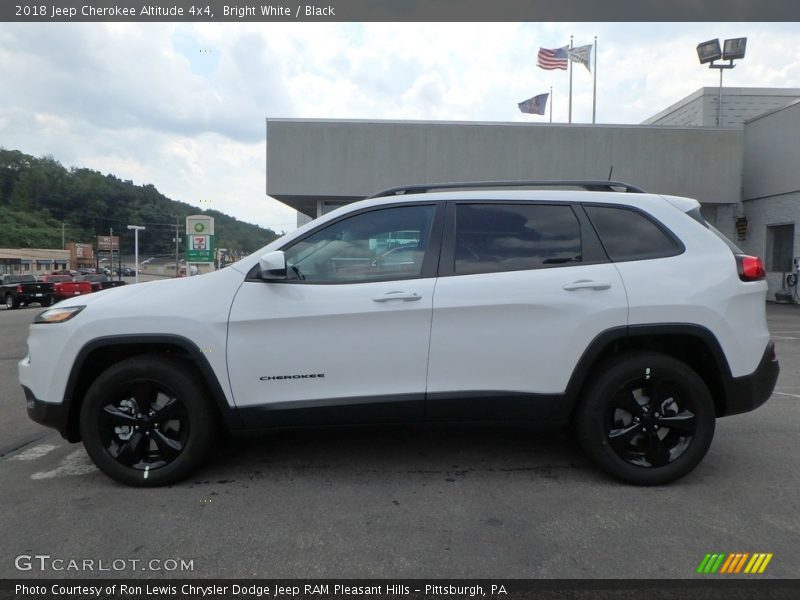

{"left": 369, "top": 180, "right": 646, "bottom": 198}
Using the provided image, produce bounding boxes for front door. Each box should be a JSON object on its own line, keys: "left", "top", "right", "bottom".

{"left": 227, "top": 203, "right": 442, "bottom": 427}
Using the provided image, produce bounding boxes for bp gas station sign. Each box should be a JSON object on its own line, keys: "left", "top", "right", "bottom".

{"left": 186, "top": 215, "right": 215, "bottom": 263}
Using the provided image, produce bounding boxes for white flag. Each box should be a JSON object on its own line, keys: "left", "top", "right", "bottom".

{"left": 567, "top": 44, "right": 592, "bottom": 72}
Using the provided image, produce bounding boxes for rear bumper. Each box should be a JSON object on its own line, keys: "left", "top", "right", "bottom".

{"left": 18, "top": 292, "right": 52, "bottom": 303}
{"left": 722, "top": 341, "right": 779, "bottom": 417}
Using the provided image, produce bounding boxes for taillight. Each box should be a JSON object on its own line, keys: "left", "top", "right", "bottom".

{"left": 735, "top": 254, "right": 766, "bottom": 281}
{"left": 16, "top": 285, "right": 23, "bottom": 293}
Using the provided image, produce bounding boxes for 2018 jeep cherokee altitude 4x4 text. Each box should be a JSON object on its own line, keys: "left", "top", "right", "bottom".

{"left": 19, "top": 181, "right": 779, "bottom": 486}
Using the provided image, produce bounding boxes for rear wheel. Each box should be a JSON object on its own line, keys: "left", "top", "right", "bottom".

{"left": 5, "top": 294, "right": 19, "bottom": 309}
{"left": 41, "top": 297, "right": 53, "bottom": 307}
{"left": 576, "top": 352, "right": 715, "bottom": 485}
{"left": 79, "top": 356, "right": 216, "bottom": 486}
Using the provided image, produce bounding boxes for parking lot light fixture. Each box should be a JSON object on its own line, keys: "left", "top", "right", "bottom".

{"left": 127, "top": 225, "right": 146, "bottom": 284}
{"left": 697, "top": 37, "right": 747, "bottom": 127}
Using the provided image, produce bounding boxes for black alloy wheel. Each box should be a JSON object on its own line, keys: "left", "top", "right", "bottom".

{"left": 98, "top": 382, "right": 189, "bottom": 472}
{"left": 606, "top": 374, "right": 697, "bottom": 468}
{"left": 80, "top": 356, "right": 216, "bottom": 486}
{"left": 577, "top": 352, "right": 715, "bottom": 485}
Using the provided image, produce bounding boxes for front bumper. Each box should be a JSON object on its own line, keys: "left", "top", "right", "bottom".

{"left": 722, "top": 341, "right": 780, "bottom": 417}
{"left": 23, "top": 386, "right": 75, "bottom": 441}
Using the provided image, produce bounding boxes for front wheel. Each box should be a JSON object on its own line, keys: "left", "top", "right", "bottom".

{"left": 79, "top": 356, "right": 217, "bottom": 486}
{"left": 576, "top": 352, "right": 715, "bottom": 486}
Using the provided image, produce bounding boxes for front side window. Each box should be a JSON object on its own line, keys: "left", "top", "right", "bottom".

{"left": 284, "top": 205, "right": 435, "bottom": 283}
{"left": 454, "top": 203, "right": 582, "bottom": 275}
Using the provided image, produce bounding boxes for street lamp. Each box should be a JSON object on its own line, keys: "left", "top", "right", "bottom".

{"left": 696, "top": 37, "right": 747, "bottom": 127}
{"left": 127, "top": 225, "right": 146, "bottom": 284}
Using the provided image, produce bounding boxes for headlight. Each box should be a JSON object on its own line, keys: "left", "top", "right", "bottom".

{"left": 34, "top": 305, "right": 85, "bottom": 324}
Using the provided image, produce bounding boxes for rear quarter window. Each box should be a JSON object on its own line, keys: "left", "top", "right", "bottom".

{"left": 585, "top": 205, "right": 681, "bottom": 262}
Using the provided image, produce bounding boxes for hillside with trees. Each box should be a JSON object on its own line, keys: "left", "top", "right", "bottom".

{"left": 0, "top": 149, "right": 280, "bottom": 256}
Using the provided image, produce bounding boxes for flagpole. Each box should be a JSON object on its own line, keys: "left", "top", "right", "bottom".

{"left": 568, "top": 36, "right": 573, "bottom": 124}
{"left": 549, "top": 86, "right": 553, "bottom": 123}
{"left": 592, "top": 36, "right": 597, "bottom": 124}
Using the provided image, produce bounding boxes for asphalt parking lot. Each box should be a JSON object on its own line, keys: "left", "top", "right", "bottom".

{"left": 0, "top": 301, "right": 798, "bottom": 580}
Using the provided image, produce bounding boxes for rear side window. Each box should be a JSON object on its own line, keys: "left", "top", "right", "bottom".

{"left": 455, "top": 203, "right": 581, "bottom": 275}
{"left": 585, "top": 205, "right": 680, "bottom": 262}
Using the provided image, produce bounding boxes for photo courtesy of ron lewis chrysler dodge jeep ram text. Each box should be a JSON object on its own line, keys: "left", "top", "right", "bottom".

{"left": 19, "top": 181, "right": 779, "bottom": 486}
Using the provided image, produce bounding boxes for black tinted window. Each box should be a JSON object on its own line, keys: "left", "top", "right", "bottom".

{"left": 284, "top": 205, "right": 435, "bottom": 283}
{"left": 585, "top": 205, "right": 679, "bottom": 261}
{"left": 455, "top": 204, "right": 581, "bottom": 275}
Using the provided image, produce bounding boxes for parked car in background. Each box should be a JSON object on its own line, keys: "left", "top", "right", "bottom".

{"left": 178, "top": 265, "right": 198, "bottom": 277}
{"left": 39, "top": 274, "right": 93, "bottom": 300}
{"left": 1, "top": 274, "right": 54, "bottom": 309}
{"left": 74, "top": 274, "right": 127, "bottom": 292}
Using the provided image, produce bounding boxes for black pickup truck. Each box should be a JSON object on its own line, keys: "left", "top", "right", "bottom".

{"left": 1, "top": 275, "right": 55, "bottom": 309}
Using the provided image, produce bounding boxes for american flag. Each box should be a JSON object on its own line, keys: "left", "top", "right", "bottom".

{"left": 537, "top": 47, "right": 568, "bottom": 70}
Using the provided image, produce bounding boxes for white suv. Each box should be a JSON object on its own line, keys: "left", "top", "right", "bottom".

{"left": 19, "top": 181, "right": 779, "bottom": 486}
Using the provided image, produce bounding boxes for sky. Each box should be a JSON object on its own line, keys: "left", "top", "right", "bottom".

{"left": 1, "top": 21, "right": 799, "bottom": 233}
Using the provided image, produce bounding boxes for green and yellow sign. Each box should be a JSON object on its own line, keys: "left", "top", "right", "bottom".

{"left": 186, "top": 215, "right": 215, "bottom": 263}
{"left": 697, "top": 552, "right": 773, "bottom": 574}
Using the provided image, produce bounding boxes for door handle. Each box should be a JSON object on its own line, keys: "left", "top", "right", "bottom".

{"left": 562, "top": 280, "right": 612, "bottom": 291}
{"left": 372, "top": 291, "right": 422, "bottom": 302}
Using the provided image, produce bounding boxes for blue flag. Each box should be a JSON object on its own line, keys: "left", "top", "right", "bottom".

{"left": 518, "top": 93, "right": 549, "bottom": 115}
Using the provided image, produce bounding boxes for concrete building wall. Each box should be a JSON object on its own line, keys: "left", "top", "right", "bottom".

{"left": 742, "top": 100, "right": 800, "bottom": 201}
{"left": 0, "top": 248, "right": 71, "bottom": 275}
{"left": 643, "top": 87, "right": 800, "bottom": 128}
{"left": 739, "top": 100, "right": 800, "bottom": 300}
{"left": 738, "top": 192, "right": 800, "bottom": 299}
{"left": 267, "top": 119, "right": 743, "bottom": 216}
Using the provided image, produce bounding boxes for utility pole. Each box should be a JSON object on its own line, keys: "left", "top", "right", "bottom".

{"left": 174, "top": 216, "right": 181, "bottom": 277}
{"left": 61, "top": 222, "right": 65, "bottom": 249}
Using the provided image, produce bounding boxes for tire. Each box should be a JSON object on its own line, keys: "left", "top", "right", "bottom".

{"left": 79, "top": 356, "right": 217, "bottom": 486}
{"left": 41, "top": 297, "right": 53, "bottom": 307}
{"left": 5, "top": 294, "right": 19, "bottom": 309}
{"left": 576, "top": 352, "right": 715, "bottom": 486}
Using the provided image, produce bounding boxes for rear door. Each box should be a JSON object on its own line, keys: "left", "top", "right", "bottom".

{"left": 426, "top": 201, "right": 628, "bottom": 420}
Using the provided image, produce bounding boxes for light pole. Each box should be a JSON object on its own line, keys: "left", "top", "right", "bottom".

{"left": 697, "top": 37, "right": 747, "bottom": 127}
{"left": 127, "top": 225, "right": 146, "bottom": 284}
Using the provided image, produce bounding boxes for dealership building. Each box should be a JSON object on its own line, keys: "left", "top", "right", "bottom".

{"left": 266, "top": 86, "right": 800, "bottom": 299}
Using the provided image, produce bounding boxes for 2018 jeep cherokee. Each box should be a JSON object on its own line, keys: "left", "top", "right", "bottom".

{"left": 19, "top": 181, "right": 779, "bottom": 486}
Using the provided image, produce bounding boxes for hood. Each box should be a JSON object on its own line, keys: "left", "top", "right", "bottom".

{"left": 53, "top": 268, "right": 242, "bottom": 318}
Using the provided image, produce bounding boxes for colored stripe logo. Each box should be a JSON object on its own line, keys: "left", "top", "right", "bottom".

{"left": 697, "top": 553, "right": 773, "bottom": 574}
